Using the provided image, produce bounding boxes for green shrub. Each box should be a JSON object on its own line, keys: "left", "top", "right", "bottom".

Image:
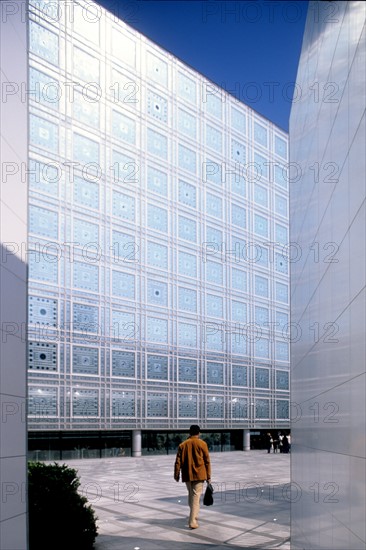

{"left": 28, "top": 462, "right": 98, "bottom": 549}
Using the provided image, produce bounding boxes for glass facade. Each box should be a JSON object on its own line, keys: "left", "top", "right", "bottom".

{"left": 27, "top": 0, "right": 289, "bottom": 433}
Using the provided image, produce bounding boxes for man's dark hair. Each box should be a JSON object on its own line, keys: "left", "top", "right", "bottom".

{"left": 189, "top": 425, "right": 200, "bottom": 435}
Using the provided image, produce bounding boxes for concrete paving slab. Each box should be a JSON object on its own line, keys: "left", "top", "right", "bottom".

{"left": 58, "top": 450, "right": 290, "bottom": 549}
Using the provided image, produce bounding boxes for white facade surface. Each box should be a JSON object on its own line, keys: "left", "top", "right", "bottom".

{"left": 290, "top": 1, "right": 366, "bottom": 548}
{"left": 0, "top": 2, "right": 28, "bottom": 549}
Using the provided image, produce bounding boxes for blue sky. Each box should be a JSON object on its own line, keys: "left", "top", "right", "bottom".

{"left": 96, "top": 0, "right": 308, "bottom": 131}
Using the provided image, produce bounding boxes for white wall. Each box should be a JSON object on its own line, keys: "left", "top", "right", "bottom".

{"left": 290, "top": 1, "right": 366, "bottom": 548}
{"left": 0, "top": 2, "right": 28, "bottom": 548}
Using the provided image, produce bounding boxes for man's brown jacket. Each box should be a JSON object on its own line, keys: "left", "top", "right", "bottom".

{"left": 174, "top": 436, "right": 211, "bottom": 482}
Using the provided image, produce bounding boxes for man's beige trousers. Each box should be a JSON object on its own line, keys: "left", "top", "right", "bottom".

{"left": 185, "top": 481, "right": 204, "bottom": 527}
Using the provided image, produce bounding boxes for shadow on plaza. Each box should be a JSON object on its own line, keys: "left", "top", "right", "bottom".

{"left": 161, "top": 483, "right": 291, "bottom": 521}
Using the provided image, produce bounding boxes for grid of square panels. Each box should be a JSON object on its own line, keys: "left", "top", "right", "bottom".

{"left": 27, "top": 0, "right": 289, "bottom": 429}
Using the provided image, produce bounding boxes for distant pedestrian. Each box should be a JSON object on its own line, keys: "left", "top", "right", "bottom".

{"left": 278, "top": 433, "right": 284, "bottom": 453}
{"left": 265, "top": 432, "right": 273, "bottom": 453}
{"left": 282, "top": 434, "right": 289, "bottom": 454}
{"left": 287, "top": 434, "right": 291, "bottom": 453}
{"left": 174, "top": 425, "right": 211, "bottom": 529}
{"left": 273, "top": 437, "right": 279, "bottom": 453}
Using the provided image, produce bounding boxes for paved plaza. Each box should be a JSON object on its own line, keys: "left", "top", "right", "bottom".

{"left": 61, "top": 450, "right": 291, "bottom": 549}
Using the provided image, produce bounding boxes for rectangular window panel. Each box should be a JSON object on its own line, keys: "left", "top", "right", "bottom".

{"left": 72, "top": 346, "right": 99, "bottom": 375}
{"left": 254, "top": 213, "right": 268, "bottom": 237}
{"left": 254, "top": 121, "right": 268, "bottom": 147}
{"left": 179, "top": 395, "right": 198, "bottom": 417}
{"left": 178, "top": 109, "right": 196, "bottom": 138}
{"left": 255, "top": 306, "right": 269, "bottom": 327}
{"left": 28, "top": 387, "right": 57, "bottom": 417}
{"left": 205, "top": 159, "right": 222, "bottom": 186}
{"left": 276, "top": 282, "right": 288, "bottom": 303}
{"left": 232, "top": 268, "right": 247, "bottom": 292}
{"left": 28, "top": 159, "right": 59, "bottom": 196}
{"left": 205, "top": 124, "right": 222, "bottom": 152}
{"left": 112, "top": 271, "right": 135, "bottom": 299}
{"left": 147, "top": 393, "right": 168, "bottom": 417}
{"left": 147, "top": 204, "right": 168, "bottom": 232}
{"left": 207, "top": 362, "right": 223, "bottom": 384}
{"left": 179, "top": 323, "right": 197, "bottom": 347}
{"left": 178, "top": 72, "right": 196, "bottom": 103}
{"left": 231, "top": 107, "right": 246, "bottom": 133}
{"left": 178, "top": 144, "right": 196, "bottom": 173}
{"left": 231, "top": 333, "right": 247, "bottom": 355}
{"left": 178, "top": 287, "right": 197, "bottom": 312}
{"left": 276, "top": 400, "right": 289, "bottom": 419}
{"left": 74, "top": 177, "right": 99, "bottom": 209}
{"left": 29, "top": 21, "right": 59, "bottom": 65}
{"left": 178, "top": 358, "right": 198, "bottom": 382}
{"left": 73, "top": 390, "right": 99, "bottom": 417}
{"left": 147, "top": 166, "right": 168, "bottom": 196}
{"left": 178, "top": 251, "right": 197, "bottom": 277}
{"left": 28, "top": 341, "right": 57, "bottom": 371}
{"left": 147, "top": 241, "right": 168, "bottom": 269}
{"left": 207, "top": 396, "right": 223, "bottom": 418}
{"left": 112, "top": 28, "right": 136, "bottom": 67}
{"left": 255, "top": 338, "right": 270, "bottom": 358}
{"left": 29, "top": 296, "right": 57, "bottom": 326}
{"left": 29, "top": 255, "right": 58, "bottom": 284}
{"left": 112, "top": 351, "right": 135, "bottom": 377}
{"left": 206, "top": 192, "right": 223, "bottom": 218}
{"left": 231, "top": 139, "right": 246, "bottom": 163}
{"left": 206, "top": 261, "right": 223, "bottom": 285}
{"left": 73, "top": 219, "right": 99, "bottom": 246}
{"left": 255, "top": 275, "right": 268, "bottom": 298}
{"left": 276, "top": 341, "right": 289, "bottom": 361}
{"left": 275, "top": 135, "right": 288, "bottom": 159}
{"left": 29, "top": 205, "right": 58, "bottom": 239}
{"left": 255, "top": 367, "right": 269, "bottom": 388}
{"left": 73, "top": 133, "right": 99, "bottom": 165}
{"left": 276, "top": 223, "right": 288, "bottom": 245}
{"left": 147, "top": 355, "right": 168, "bottom": 379}
{"left": 73, "top": 46, "right": 100, "bottom": 83}
{"left": 276, "top": 370, "right": 289, "bottom": 390}
{"left": 112, "top": 191, "right": 135, "bottom": 221}
{"left": 254, "top": 184, "right": 268, "bottom": 207}
{"left": 147, "top": 90, "right": 168, "bottom": 122}
{"left": 147, "top": 128, "right": 167, "bottom": 158}
{"left": 254, "top": 152, "right": 269, "bottom": 180}
{"left": 73, "top": 303, "right": 98, "bottom": 332}
{"left": 204, "top": 93, "right": 222, "bottom": 119}
{"left": 112, "top": 110, "right": 136, "bottom": 144}
{"left": 231, "top": 204, "right": 246, "bottom": 228}
{"left": 112, "top": 391, "right": 135, "bottom": 416}
{"left": 147, "top": 279, "right": 168, "bottom": 306}
{"left": 231, "top": 173, "right": 246, "bottom": 196}
{"left": 232, "top": 301, "right": 246, "bottom": 323}
{"left": 73, "top": 262, "right": 99, "bottom": 292}
{"left": 232, "top": 365, "right": 247, "bottom": 386}
{"left": 206, "top": 294, "right": 223, "bottom": 317}
{"left": 179, "top": 180, "right": 196, "bottom": 208}
{"left": 256, "top": 399, "right": 269, "bottom": 419}
{"left": 147, "top": 52, "right": 168, "bottom": 86}
{"left": 275, "top": 194, "right": 288, "bottom": 216}
{"left": 29, "top": 67, "right": 59, "bottom": 110}
{"left": 147, "top": 317, "right": 168, "bottom": 343}
{"left": 178, "top": 216, "right": 197, "bottom": 242}
{"left": 73, "top": 90, "right": 99, "bottom": 128}
{"left": 232, "top": 398, "right": 248, "bottom": 420}
{"left": 111, "top": 311, "right": 136, "bottom": 342}
{"left": 112, "top": 150, "right": 139, "bottom": 186}
{"left": 29, "top": 114, "right": 58, "bottom": 152}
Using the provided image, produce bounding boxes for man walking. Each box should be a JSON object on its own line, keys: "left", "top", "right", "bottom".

{"left": 174, "top": 425, "right": 211, "bottom": 529}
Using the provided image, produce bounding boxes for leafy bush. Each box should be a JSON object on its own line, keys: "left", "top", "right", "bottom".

{"left": 28, "top": 462, "right": 98, "bottom": 549}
